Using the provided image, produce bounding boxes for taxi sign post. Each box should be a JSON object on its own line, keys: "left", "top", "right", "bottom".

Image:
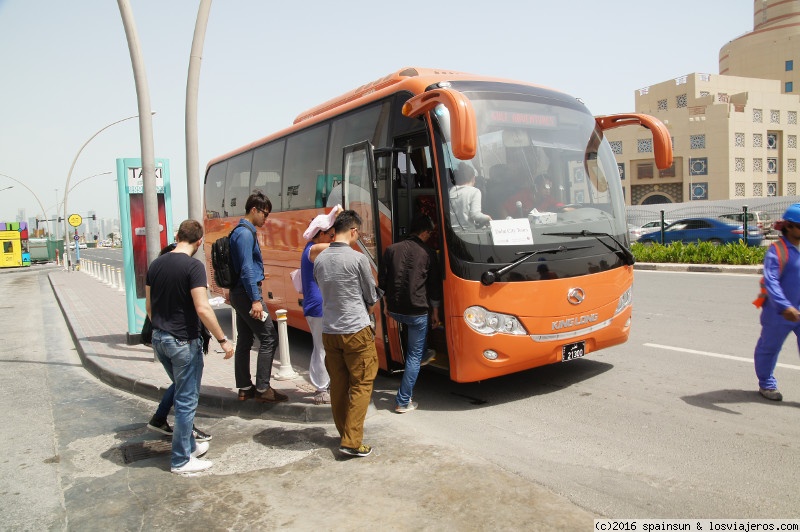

{"left": 68, "top": 214, "right": 83, "bottom": 269}
{"left": 116, "top": 158, "right": 172, "bottom": 344}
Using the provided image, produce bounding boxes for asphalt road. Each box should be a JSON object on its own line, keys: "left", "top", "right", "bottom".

{"left": 1, "top": 265, "right": 797, "bottom": 527}
{"left": 395, "top": 269, "right": 800, "bottom": 518}
{"left": 78, "top": 246, "right": 122, "bottom": 270}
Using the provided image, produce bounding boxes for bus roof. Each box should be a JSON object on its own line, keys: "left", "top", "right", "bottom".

{"left": 206, "top": 67, "right": 561, "bottom": 170}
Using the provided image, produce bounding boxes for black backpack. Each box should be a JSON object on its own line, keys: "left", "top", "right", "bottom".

{"left": 211, "top": 223, "right": 256, "bottom": 289}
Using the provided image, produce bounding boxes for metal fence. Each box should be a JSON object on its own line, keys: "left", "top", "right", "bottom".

{"left": 627, "top": 195, "right": 800, "bottom": 239}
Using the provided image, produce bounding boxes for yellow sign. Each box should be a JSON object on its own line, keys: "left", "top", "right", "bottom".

{"left": 68, "top": 214, "right": 83, "bottom": 228}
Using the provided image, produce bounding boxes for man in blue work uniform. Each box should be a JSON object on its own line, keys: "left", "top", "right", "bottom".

{"left": 753, "top": 203, "right": 800, "bottom": 401}
{"left": 230, "top": 190, "right": 287, "bottom": 403}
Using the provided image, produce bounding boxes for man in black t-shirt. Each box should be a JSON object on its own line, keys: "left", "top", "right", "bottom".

{"left": 146, "top": 220, "right": 233, "bottom": 475}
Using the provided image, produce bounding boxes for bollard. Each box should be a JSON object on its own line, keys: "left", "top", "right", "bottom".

{"left": 273, "top": 309, "right": 298, "bottom": 380}
{"left": 109, "top": 267, "right": 118, "bottom": 289}
{"left": 117, "top": 268, "right": 124, "bottom": 292}
{"left": 103, "top": 264, "right": 111, "bottom": 285}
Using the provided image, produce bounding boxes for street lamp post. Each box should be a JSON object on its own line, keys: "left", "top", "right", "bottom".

{"left": 0, "top": 174, "right": 48, "bottom": 236}
{"left": 68, "top": 172, "right": 113, "bottom": 196}
{"left": 54, "top": 189, "right": 59, "bottom": 239}
{"left": 62, "top": 114, "right": 151, "bottom": 270}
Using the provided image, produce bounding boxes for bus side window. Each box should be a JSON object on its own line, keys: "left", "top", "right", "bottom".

{"left": 204, "top": 161, "right": 227, "bottom": 219}
{"left": 225, "top": 151, "right": 254, "bottom": 217}
{"left": 284, "top": 124, "right": 328, "bottom": 211}
{"left": 251, "top": 140, "right": 285, "bottom": 212}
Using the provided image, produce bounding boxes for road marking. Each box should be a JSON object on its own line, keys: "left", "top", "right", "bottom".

{"left": 644, "top": 343, "right": 800, "bottom": 371}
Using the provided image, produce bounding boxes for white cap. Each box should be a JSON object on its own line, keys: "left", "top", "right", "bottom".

{"left": 302, "top": 204, "right": 342, "bottom": 241}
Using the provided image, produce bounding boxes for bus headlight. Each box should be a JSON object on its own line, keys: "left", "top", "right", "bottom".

{"left": 615, "top": 287, "right": 632, "bottom": 314}
{"left": 464, "top": 306, "right": 528, "bottom": 336}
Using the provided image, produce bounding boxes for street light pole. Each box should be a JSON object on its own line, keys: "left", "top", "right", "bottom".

{"left": 117, "top": 0, "right": 160, "bottom": 266}
{"left": 69, "top": 172, "right": 113, "bottom": 194}
{"left": 186, "top": 0, "right": 212, "bottom": 227}
{"left": 0, "top": 174, "right": 48, "bottom": 237}
{"left": 62, "top": 114, "right": 146, "bottom": 270}
{"left": 54, "top": 189, "right": 59, "bottom": 239}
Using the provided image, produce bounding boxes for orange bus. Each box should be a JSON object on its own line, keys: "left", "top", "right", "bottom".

{"left": 204, "top": 67, "right": 672, "bottom": 383}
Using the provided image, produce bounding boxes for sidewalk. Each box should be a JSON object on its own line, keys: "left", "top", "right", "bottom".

{"left": 48, "top": 268, "right": 333, "bottom": 423}
{"left": 48, "top": 262, "right": 760, "bottom": 425}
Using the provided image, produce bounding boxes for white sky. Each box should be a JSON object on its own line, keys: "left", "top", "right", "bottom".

{"left": 0, "top": 0, "right": 754, "bottom": 224}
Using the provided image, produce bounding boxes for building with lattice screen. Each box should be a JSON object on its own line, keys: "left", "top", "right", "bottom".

{"left": 605, "top": 0, "right": 800, "bottom": 205}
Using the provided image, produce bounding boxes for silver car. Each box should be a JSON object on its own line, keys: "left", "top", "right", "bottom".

{"left": 718, "top": 211, "right": 773, "bottom": 235}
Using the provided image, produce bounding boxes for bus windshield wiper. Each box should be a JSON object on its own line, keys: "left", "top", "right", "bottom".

{"left": 480, "top": 245, "right": 592, "bottom": 286}
{"left": 541, "top": 230, "right": 635, "bottom": 266}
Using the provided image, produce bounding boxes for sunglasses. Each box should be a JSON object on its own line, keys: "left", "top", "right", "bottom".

{"left": 257, "top": 208, "right": 270, "bottom": 218}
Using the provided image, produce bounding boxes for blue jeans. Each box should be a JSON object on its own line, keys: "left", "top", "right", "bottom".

{"left": 154, "top": 384, "right": 175, "bottom": 421}
{"left": 390, "top": 312, "right": 429, "bottom": 407}
{"left": 152, "top": 329, "right": 203, "bottom": 468}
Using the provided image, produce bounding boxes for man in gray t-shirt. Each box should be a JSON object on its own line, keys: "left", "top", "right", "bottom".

{"left": 314, "top": 210, "right": 380, "bottom": 458}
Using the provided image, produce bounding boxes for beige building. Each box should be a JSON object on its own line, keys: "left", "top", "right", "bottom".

{"left": 721, "top": 0, "right": 800, "bottom": 93}
{"left": 607, "top": 0, "right": 800, "bottom": 205}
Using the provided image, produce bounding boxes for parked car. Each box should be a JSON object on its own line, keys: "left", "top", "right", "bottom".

{"left": 718, "top": 211, "right": 773, "bottom": 236}
{"left": 636, "top": 217, "right": 763, "bottom": 246}
{"left": 628, "top": 219, "right": 673, "bottom": 241}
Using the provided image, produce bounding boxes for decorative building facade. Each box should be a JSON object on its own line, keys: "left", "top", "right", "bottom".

{"left": 606, "top": 0, "right": 800, "bottom": 205}
{"left": 720, "top": 0, "right": 800, "bottom": 95}
{"left": 606, "top": 74, "right": 800, "bottom": 205}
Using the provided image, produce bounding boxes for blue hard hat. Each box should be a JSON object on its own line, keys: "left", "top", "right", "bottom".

{"left": 782, "top": 203, "right": 800, "bottom": 223}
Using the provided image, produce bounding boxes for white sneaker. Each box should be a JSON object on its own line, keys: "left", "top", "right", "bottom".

{"left": 395, "top": 401, "right": 418, "bottom": 414}
{"left": 171, "top": 456, "right": 213, "bottom": 474}
{"left": 192, "top": 441, "right": 209, "bottom": 458}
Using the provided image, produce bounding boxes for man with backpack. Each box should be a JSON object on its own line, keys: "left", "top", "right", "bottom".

{"left": 753, "top": 203, "right": 800, "bottom": 401}
{"left": 229, "top": 190, "right": 287, "bottom": 403}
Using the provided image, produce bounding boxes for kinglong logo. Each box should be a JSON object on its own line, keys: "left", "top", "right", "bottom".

{"left": 552, "top": 313, "right": 599, "bottom": 330}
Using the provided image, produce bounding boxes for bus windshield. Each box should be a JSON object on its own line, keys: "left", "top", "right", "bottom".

{"left": 435, "top": 87, "right": 627, "bottom": 280}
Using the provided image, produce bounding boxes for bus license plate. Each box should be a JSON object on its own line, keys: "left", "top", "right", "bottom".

{"left": 562, "top": 341, "right": 585, "bottom": 362}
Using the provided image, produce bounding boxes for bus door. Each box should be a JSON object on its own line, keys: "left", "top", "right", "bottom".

{"left": 389, "top": 133, "right": 449, "bottom": 371}
{"left": 341, "top": 141, "right": 402, "bottom": 373}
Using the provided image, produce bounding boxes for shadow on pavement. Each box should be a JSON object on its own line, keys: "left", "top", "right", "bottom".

{"left": 681, "top": 388, "right": 800, "bottom": 414}
{"left": 374, "top": 357, "right": 614, "bottom": 413}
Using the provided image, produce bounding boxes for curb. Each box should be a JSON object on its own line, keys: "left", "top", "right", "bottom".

{"left": 633, "top": 263, "right": 763, "bottom": 275}
{"left": 49, "top": 274, "right": 337, "bottom": 424}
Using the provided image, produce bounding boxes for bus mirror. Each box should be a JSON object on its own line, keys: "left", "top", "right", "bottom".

{"left": 402, "top": 88, "right": 477, "bottom": 160}
{"left": 595, "top": 113, "right": 673, "bottom": 170}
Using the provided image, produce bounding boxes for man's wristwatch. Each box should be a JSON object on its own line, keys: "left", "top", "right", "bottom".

{"left": 217, "top": 335, "right": 228, "bottom": 344}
